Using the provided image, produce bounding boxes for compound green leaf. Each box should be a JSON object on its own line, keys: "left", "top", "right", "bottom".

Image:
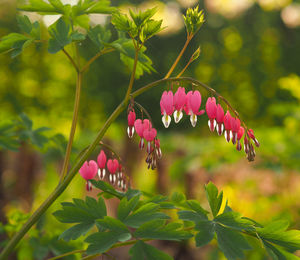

{"left": 205, "top": 182, "right": 223, "bottom": 217}
{"left": 130, "top": 240, "right": 173, "bottom": 260}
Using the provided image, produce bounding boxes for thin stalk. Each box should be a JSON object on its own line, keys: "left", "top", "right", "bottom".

{"left": 124, "top": 49, "right": 139, "bottom": 101}
{"left": 81, "top": 48, "right": 114, "bottom": 73}
{"left": 134, "top": 101, "right": 154, "bottom": 127}
{"left": 62, "top": 48, "right": 79, "bottom": 72}
{"left": 164, "top": 35, "right": 192, "bottom": 79}
{"left": 48, "top": 249, "right": 84, "bottom": 260}
{"left": 0, "top": 102, "right": 125, "bottom": 260}
{"left": 60, "top": 72, "right": 82, "bottom": 182}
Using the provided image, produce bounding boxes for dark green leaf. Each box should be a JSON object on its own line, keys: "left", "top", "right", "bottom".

{"left": 216, "top": 224, "right": 252, "bottom": 260}
{"left": 130, "top": 240, "right": 173, "bottom": 260}
{"left": 214, "top": 211, "right": 255, "bottom": 232}
{"left": 205, "top": 182, "right": 223, "bottom": 217}
{"left": 59, "top": 222, "right": 94, "bottom": 242}
{"left": 194, "top": 220, "right": 215, "bottom": 247}
{"left": 123, "top": 203, "right": 169, "bottom": 228}
{"left": 96, "top": 216, "right": 129, "bottom": 233}
{"left": 16, "top": 15, "right": 32, "bottom": 34}
{"left": 48, "top": 17, "right": 71, "bottom": 54}
{"left": 90, "top": 180, "right": 125, "bottom": 199}
{"left": 53, "top": 197, "right": 106, "bottom": 241}
{"left": 117, "top": 196, "right": 140, "bottom": 221}
{"left": 88, "top": 25, "right": 111, "bottom": 50}
{"left": 85, "top": 217, "right": 131, "bottom": 255}
{"left": 134, "top": 220, "right": 192, "bottom": 241}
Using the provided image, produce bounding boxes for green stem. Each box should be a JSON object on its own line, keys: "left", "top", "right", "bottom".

{"left": 81, "top": 48, "right": 114, "bottom": 73}
{"left": 125, "top": 49, "right": 139, "bottom": 101}
{"left": 48, "top": 249, "right": 85, "bottom": 260}
{"left": 60, "top": 71, "right": 82, "bottom": 182}
{"left": 164, "top": 35, "right": 192, "bottom": 79}
{"left": 62, "top": 48, "right": 79, "bottom": 72}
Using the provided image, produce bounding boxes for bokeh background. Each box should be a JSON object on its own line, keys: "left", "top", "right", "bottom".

{"left": 0, "top": 0, "right": 300, "bottom": 259}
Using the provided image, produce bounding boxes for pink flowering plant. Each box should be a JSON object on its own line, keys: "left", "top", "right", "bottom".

{"left": 0, "top": 1, "right": 300, "bottom": 260}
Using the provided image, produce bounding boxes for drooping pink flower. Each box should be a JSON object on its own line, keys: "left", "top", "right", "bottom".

{"left": 236, "top": 126, "right": 244, "bottom": 151}
{"left": 155, "top": 138, "right": 162, "bottom": 159}
{"left": 216, "top": 104, "right": 224, "bottom": 135}
{"left": 143, "top": 127, "right": 157, "bottom": 153}
{"left": 224, "top": 111, "right": 232, "bottom": 142}
{"left": 97, "top": 150, "right": 107, "bottom": 179}
{"left": 173, "top": 87, "right": 186, "bottom": 123}
{"left": 160, "top": 91, "right": 174, "bottom": 128}
{"left": 107, "top": 159, "right": 119, "bottom": 185}
{"left": 248, "top": 129, "right": 260, "bottom": 147}
{"left": 79, "top": 160, "right": 98, "bottom": 191}
{"left": 206, "top": 97, "right": 217, "bottom": 131}
{"left": 127, "top": 110, "right": 136, "bottom": 138}
{"left": 230, "top": 117, "right": 241, "bottom": 144}
{"left": 134, "top": 119, "right": 152, "bottom": 149}
{"left": 184, "top": 90, "right": 205, "bottom": 127}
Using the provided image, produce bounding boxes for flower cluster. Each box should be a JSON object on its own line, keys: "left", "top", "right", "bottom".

{"left": 79, "top": 150, "right": 127, "bottom": 191}
{"left": 127, "top": 107, "right": 162, "bottom": 169}
{"left": 159, "top": 86, "right": 259, "bottom": 161}
{"left": 160, "top": 88, "right": 205, "bottom": 128}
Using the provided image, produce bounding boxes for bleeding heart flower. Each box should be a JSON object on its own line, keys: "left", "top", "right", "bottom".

{"left": 134, "top": 119, "right": 152, "bottom": 149}
{"left": 97, "top": 150, "right": 107, "bottom": 179}
{"left": 79, "top": 160, "right": 98, "bottom": 191}
{"left": 160, "top": 91, "right": 174, "bottom": 128}
{"left": 236, "top": 126, "right": 244, "bottom": 151}
{"left": 230, "top": 117, "right": 240, "bottom": 144}
{"left": 224, "top": 111, "right": 232, "bottom": 142}
{"left": 216, "top": 104, "right": 224, "bottom": 135}
{"left": 206, "top": 97, "right": 217, "bottom": 131}
{"left": 107, "top": 159, "right": 119, "bottom": 185}
{"left": 143, "top": 127, "right": 157, "bottom": 153}
{"left": 127, "top": 110, "right": 136, "bottom": 138}
{"left": 184, "top": 90, "right": 205, "bottom": 127}
{"left": 173, "top": 87, "right": 186, "bottom": 123}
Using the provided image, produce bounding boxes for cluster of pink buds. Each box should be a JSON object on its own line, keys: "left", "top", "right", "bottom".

{"left": 126, "top": 107, "right": 162, "bottom": 169}
{"left": 79, "top": 150, "right": 127, "bottom": 191}
{"left": 160, "top": 88, "right": 205, "bottom": 128}
{"left": 205, "top": 97, "right": 260, "bottom": 161}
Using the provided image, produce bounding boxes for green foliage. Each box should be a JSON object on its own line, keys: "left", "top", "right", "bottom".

{"left": 18, "top": 0, "right": 116, "bottom": 16}
{"left": 53, "top": 196, "right": 106, "bottom": 241}
{"left": 183, "top": 6, "right": 205, "bottom": 36}
{"left": 205, "top": 181, "right": 224, "bottom": 217}
{"left": 48, "top": 18, "right": 72, "bottom": 54}
{"left": 112, "top": 8, "right": 163, "bottom": 45}
{"left": 87, "top": 25, "right": 111, "bottom": 50}
{"left": 0, "top": 15, "right": 41, "bottom": 57}
{"left": 130, "top": 240, "right": 173, "bottom": 260}
{"left": 54, "top": 180, "right": 300, "bottom": 259}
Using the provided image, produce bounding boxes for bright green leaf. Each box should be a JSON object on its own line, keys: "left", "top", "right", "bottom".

{"left": 205, "top": 182, "right": 223, "bottom": 217}
{"left": 117, "top": 196, "right": 140, "bottom": 222}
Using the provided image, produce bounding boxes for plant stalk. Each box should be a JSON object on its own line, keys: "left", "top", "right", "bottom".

{"left": 125, "top": 49, "right": 139, "bottom": 101}
{"left": 60, "top": 71, "right": 82, "bottom": 182}
{"left": 164, "top": 36, "right": 192, "bottom": 79}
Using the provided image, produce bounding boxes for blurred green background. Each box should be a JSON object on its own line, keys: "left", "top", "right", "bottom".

{"left": 0, "top": 0, "right": 300, "bottom": 259}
